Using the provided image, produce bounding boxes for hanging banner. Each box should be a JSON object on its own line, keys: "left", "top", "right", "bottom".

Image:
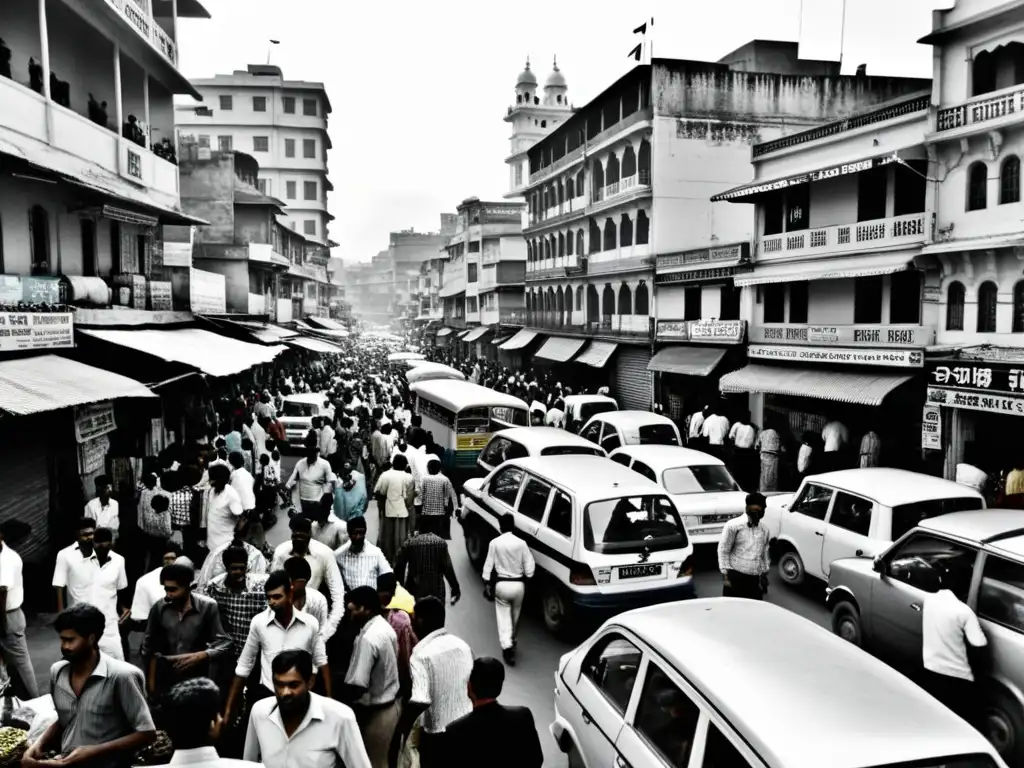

{"left": 75, "top": 402, "right": 117, "bottom": 443}
{"left": 921, "top": 404, "right": 942, "bottom": 450}
{"left": 0, "top": 312, "right": 73, "bottom": 351}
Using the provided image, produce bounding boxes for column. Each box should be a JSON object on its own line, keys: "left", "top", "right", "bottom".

{"left": 38, "top": 0, "right": 50, "bottom": 99}
{"left": 142, "top": 72, "right": 151, "bottom": 149}
{"left": 113, "top": 43, "right": 124, "bottom": 135}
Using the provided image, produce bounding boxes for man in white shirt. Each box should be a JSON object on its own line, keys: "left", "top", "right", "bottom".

{"left": 482, "top": 515, "right": 535, "bottom": 666}
{"left": 545, "top": 401, "right": 565, "bottom": 429}
{"left": 52, "top": 522, "right": 128, "bottom": 659}
{"left": 229, "top": 452, "right": 257, "bottom": 514}
{"left": 717, "top": 493, "right": 771, "bottom": 601}
{"left": 286, "top": 441, "right": 336, "bottom": 519}
{"left": 206, "top": 463, "right": 245, "bottom": 553}
{"left": 244, "top": 649, "right": 370, "bottom": 768}
{"left": 129, "top": 540, "right": 185, "bottom": 628}
{"left": 319, "top": 418, "right": 337, "bottom": 467}
{"left": 162, "top": 677, "right": 262, "bottom": 768}
{"left": 822, "top": 417, "right": 850, "bottom": 471}
{"left": 0, "top": 521, "right": 37, "bottom": 699}
{"left": 701, "top": 410, "right": 730, "bottom": 458}
{"left": 374, "top": 454, "right": 414, "bottom": 564}
{"left": 270, "top": 517, "right": 344, "bottom": 640}
{"left": 687, "top": 407, "right": 708, "bottom": 444}
{"left": 84, "top": 474, "right": 119, "bottom": 540}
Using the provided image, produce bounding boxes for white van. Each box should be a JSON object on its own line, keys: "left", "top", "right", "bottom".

{"left": 460, "top": 454, "right": 695, "bottom": 636}
{"left": 279, "top": 393, "right": 334, "bottom": 448}
{"left": 563, "top": 394, "right": 618, "bottom": 433}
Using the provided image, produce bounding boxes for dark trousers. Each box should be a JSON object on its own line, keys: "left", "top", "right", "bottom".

{"left": 418, "top": 731, "right": 448, "bottom": 768}
{"left": 926, "top": 671, "right": 979, "bottom": 728}
{"left": 723, "top": 570, "right": 763, "bottom": 600}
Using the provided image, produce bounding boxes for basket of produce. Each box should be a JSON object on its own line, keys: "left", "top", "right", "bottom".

{"left": 0, "top": 727, "right": 28, "bottom": 768}
{"left": 134, "top": 731, "right": 173, "bottom": 766}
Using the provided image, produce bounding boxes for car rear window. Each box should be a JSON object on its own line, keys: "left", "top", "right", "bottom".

{"left": 638, "top": 424, "right": 680, "bottom": 446}
{"left": 583, "top": 495, "right": 688, "bottom": 554}
{"left": 662, "top": 465, "right": 741, "bottom": 495}
{"left": 891, "top": 497, "right": 985, "bottom": 541}
{"left": 540, "top": 446, "right": 605, "bottom": 458}
{"left": 579, "top": 402, "right": 617, "bottom": 423}
{"left": 282, "top": 401, "right": 317, "bottom": 417}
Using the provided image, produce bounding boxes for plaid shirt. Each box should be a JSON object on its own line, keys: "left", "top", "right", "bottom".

{"left": 394, "top": 533, "right": 461, "bottom": 601}
{"left": 420, "top": 474, "right": 457, "bottom": 518}
{"left": 201, "top": 572, "right": 268, "bottom": 655}
{"left": 168, "top": 488, "right": 194, "bottom": 528}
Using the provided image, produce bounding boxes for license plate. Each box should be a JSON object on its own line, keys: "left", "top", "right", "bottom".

{"left": 698, "top": 526, "right": 724, "bottom": 536}
{"left": 619, "top": 564, "right": 663, "bottom": 579}
{"left": 700, "top": 514, "right": 732, "bottom": 524}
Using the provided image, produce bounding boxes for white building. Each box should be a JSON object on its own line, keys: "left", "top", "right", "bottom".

{"left": 175, "top": 64, "right": 334, "bottom": 245}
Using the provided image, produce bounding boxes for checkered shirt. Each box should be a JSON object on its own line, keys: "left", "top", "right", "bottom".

{"left": 168, "top": 488, "right": 194, "bottom": 528}
{"left": 201, "top": 573, "right": 268, "bottom": 655}
{"left": 420, "top": 474, "right": 457, "bottom": 518}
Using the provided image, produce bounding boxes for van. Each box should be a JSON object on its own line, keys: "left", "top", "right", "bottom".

{"left": 563, "top": 394, "right": 618, "bottom": 433}
{"left": 278, "top": 393, "right": 333, "bottom": 448}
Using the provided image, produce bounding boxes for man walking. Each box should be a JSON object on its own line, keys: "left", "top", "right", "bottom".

{"left": 394, "top": 519, "right": 462, "bottom": 605}
{"left": 418, "top": 459, "right": 458, "bottom": 538}
{"left": 160, "top": 677, "right": 262, "bottom": 767}
{"left": 270, "top": 516, "right": 344, "bottom": 640}
{"left": 285, "top": 437, "right": 336, "bottom": 520}
{"left": 84, "top": 475, "right": 120, "bottom": 541}
{"left": 717, "top": 492, "right": 771, "bottom": 600}
{"left": 375, "top": 454, "right": 415, "bottom": 564}
{"left": 481, "top": 515, "right": 534, "bottom": 666}
{"left": 335, "top": 516, "right": 392, "bottom": 592}
{"left": 283, "top": 557, "right": 329, "bottom": 632}
{"left": 0, "top": 521, "right": 36, "bottom": 699}
{"left": 206, "top": 464, "right": 245, "bottom": 554}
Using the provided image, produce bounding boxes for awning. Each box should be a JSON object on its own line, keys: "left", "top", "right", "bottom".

{"left": 287, "top": 337, "right": 342, "bottom": 354}
{"left": 435, "top": 328, "right": 453, "bottom": 337}
{"left": 0, "top": 355, "right": 155, "bottom": 415}
{"left": 719, "top": 364, "right": 913, "bottom": 406}
{"left": 305, "top": 316, "right": 347, "bottom": 332}
{"left": 492, "top": 334, "right": 513, "bottom": 346}
{"left": 78, "top": 328, "right": 286, "bottom": 377}
{"left": 575, "top": 341, "right": 618, "bottom": 368}
{"left": 310, "top": 328, "right": 350, "bottom": 338}
{"left": 534, "top": 336, "right": 587, "bottom": 363}
{"left": 734, "top": 251, "right": 913, "bottom": 287}
{"left": 648, "top": 346, "right": 728, "bottom": 376}
{"left": 463, "top": 326, "right": 492, "bottom": 343}
{"left": 458, "top": 330, "right": 472, "bottom": 339}
{"left": 224, "top": 321, "right": 297, "bottom": 344}
{"left": 711, "top": 154, "right": 898, "bottom": 202}
{"left": 499, "top": 329, "right": 539, "bottom": 351}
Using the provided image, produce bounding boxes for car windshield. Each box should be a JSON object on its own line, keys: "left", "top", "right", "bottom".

{"left": 583, "top": 495, "right": 687, "bottom": 554}
{"left": 579, "top": 402, "right": 617, "bottom": 422}
{"left": 891, "top": 497, "right": 985, "bottom": 541}
{"left": 540, "top": 446, "right": 605, "bottom": 458}
{"left": 282, "top": 401, "right": 317, "bottom": 417}
{"left": 637, "top": 424, "right": 680, "bottom": 446}
{"left": 662, "top": 465, "right": 741, "bottom": 494}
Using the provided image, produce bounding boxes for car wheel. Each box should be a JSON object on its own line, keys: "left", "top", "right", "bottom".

{"left": 464, "top": 522, "right": 489, "bottom": 572}
{"left": 541, "top": 581, "right": 572, "bottom": 637}
{"left": 777, "top": 548, "right": 806, "bottom": 586}
{"left": 983, "top": 689, "right": 1024, "bottom": 763}
{"left": 831, "top": 601, "right": 863, "bottom": 647}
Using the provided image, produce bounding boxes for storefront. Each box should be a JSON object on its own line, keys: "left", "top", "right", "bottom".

{"left": 615, "top": 344, "right": 653, "bottom": 411}
{"left": 497, "top": 328, "right": 539, "bottom": 370}
{"left": 434, "top": 327, "right": 453, "bottom": 349}
{"left": 462, "top": 325, "right": 494, "bottom": 360}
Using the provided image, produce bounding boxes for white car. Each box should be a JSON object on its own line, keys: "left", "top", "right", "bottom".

{"left": 578, "top": 410, "right": 681, "bottom": 453}
{"left": 476, "top": 426, "right": 606, "bottom": 475}
{"left": 562, "top": 394, "right": 618, "bottom": 433}
{"left": 609, "top": 445, "right": 746, "bottom": 544}
{"left": 278, "top": 393, "right": 334, "bottom": 447}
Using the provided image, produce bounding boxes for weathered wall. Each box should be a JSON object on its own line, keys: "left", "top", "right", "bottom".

{"left": 193, "top": 258, "right": 249, "bottom": 313}
{"left": 717, "top": 40, "right": 840, "bottom": 77}
{"left": 235, "top": 206, "right": 270, "bottom": 245}
{"left": 179, "top": 156, "right": 235, "bottom": 243}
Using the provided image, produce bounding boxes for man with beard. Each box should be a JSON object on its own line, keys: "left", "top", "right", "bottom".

{"left": 244, "top": 649, "right": 369, "bottom": 768}
{"left": 23, "top": 604, "right": 155, "bottom": 768}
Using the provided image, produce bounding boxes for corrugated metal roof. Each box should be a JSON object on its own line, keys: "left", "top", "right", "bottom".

{"left": 576, "top": 341, "right": 618, "bottom": 368}
{"left": 534, "top": 336, "right": 587, "bottom": 363}
{"left": 499, "top": 329, "right": 538, "bottom": 350}
{"left": 287, "top": 337, "right": 342, "bottom": 354}
{"left": 0, "top": 355, "right": 155, "bottom": 415}
{"left": 719, "top": 364, "right": 913, "bottom": 406}
{"left": 648, "top": 346, "right": 727, "bottom": 376}
{"left": 78, "top": 328, "right": 286, "bottom": 377}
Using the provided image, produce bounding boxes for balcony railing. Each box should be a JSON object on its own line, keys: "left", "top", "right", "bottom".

{"left": 105, "top": 0, "right": 178, "bottom": 66}
{"left": 526, "top": 311, "right": 650, "bottom": 338}
{"left": 936, "top": 84, "right": 1024, "bottom": 133}
{"left": 590, "top": 171, "right": 651, "bottom": 206}
{"left": 759, "top": 212, "right": 932, "bottom": 258}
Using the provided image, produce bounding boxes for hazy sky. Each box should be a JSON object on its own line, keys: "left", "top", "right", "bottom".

{"left": 178, "top": 0, "right": 953, "bottom": 262}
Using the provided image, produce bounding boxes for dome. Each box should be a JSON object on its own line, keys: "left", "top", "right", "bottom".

{"left": 516, "top": 57, "right": 538, "bottom": 87}
{"left": 545, "top": 56, "right": 566, "bottom": 88}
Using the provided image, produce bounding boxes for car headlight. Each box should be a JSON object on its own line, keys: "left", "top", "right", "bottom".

{"left": 683, "top": 515, "right": 699, "bottom": 527}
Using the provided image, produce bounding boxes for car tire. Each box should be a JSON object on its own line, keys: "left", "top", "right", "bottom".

{"left": 464, "top": 521, "right": 489, "bottom": 572}
{"left": 777, "top": 548, "right": 806, "bottom": 586}
{"left": 831, "top": 601, "right": 863, "bottom": 647}
{"left": 541, "top": 581, "right": 572, "bottom": 637}
{"left": 983, "top": 688, "right": 1024, "bottom": 764}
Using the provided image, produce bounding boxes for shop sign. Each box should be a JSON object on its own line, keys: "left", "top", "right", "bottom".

{"left": 927, "top": 386, "right": 1024, "bottom": 416}
{"left": 921, "top": 404, "right": 942, "bottom": 450}
{"left": 78, "top": 435, "right": 110, "bottom": 475}
{"left": 75, "top": 402, "right": 117, "bottom": 443}
{"left": 0, "top": 312, "right": 73, "bottom": 351}
{"left": 655, "top": 267, "right": 740, "bottom": 285}
{"left": 713, "top": 155, "right": 898, "bottom": 201}
{"left": 927, "top": 361, "right": 1024, "bottom": 396}
{"left": 748, "top": 344, "right": 924, "bottom": 368}
{"left": 656, "top": 243, "right": 748, "bottom": 274}
{"left": 657, "top": 320, "right": 690, "bottom": 340}
{"left": 655, "top": 319, "right": 746, "bottom": 343}
{"left": 148, "top": 281, "right": 172, "bottom": 311}
{"left": 751, "top": 324, "right": 932, "bottom": 348}
{"left": 190, "top": 268, "right": 226, "bottom": 314}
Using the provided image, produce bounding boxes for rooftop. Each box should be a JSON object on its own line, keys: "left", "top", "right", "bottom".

{"left": 190, "top": 65, "right": 332, "bottom": 112}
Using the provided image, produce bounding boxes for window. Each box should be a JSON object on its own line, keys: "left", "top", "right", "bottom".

{"left": 303, "top": 98, "right": 317, "bottom": 116}
{"left": 684, "top": 286, "right": 701, "bottom": 321}
{"left": 580, "top": 421, "right": 602, "bottom": 444}
{"left": 601, "top": 432, "right": 621, "bottom": 452}
{"left": 889, "top": 270, "right": 922, "bottom": 325}
{"left": 80, "top": 218, "right": 95, "bottom": 277}
{"left": 584, "top": 495, "right": 687, "bottom": 554}
{"left": 886, "top": 533, "right": 978, "bottom": 598}
{"left": 763, "top": 284, "right": 785, "bottom": 323}
{"left": 703, "top": 723, "right": 753, "bottom": 768}
{"left": 1002, "top": 156, "right": 1022, "bottom": 204}
{"left": 947, "top": 281, "right": 966, "bottom": 331}
{"left": 286, "top": 181, "right": 297, "bottom": 200}
{"left": 518, "top": 478, "right": 551, "bottom": 522}
{"left": 630, "top": 461, "right": 658, "bottom": 483}
{"left": 218, "top": 94, "right": 233, "bottom": 111}
{"left": 638, "top": 425, "right": 681, "bottom": 446}
{"left": 762, "top": 191, "right": 783, "bottom": 236}
{"left": 490, "top": 467, "right": 524, "bottom": 507}
{"left": 611, "top": 453, "right": 631, "bottom": 467}
{"left": 890, "top": 497, "right": 984, "bottom": 542}
{"left": 828, "top": 492, "right": 874, "bottom": 537}
{"left": 28, "top": 205, "right": 49, "bottom": 275}
{"left": 857, "top": 165, "right": 888, "bottom": 222}
{"left": 785, "top": 184, "right": 809, "bottom": 232}
{"left": 304, "top": 181, "right": 317, "bottom": 201}
{"left": 893, "top": 160, "right": 928, "bottom": 216}
{"left": 466, "top": 296, "right": 477, "bottom": 312}
{"left": 854, "top": 275, "right": 883, "bottom": 324}
{"left": 547, "top": 491, "right": 572, "bottom": 538}
{"left": 788, "top": 281, "right": 808, "bottom": 324}
{"left": 468, "top": 241, "right": 480, "bottom": 253}
{"left": 252, "top": 96, "right": 267, "bottom": 112}
{"left": 514, "top": 164, "right": 523, "bottom": 187}
{"left": 217, "top": 135, "right": 233, "bottom": 152}
{"left": 662, "top": 465, "right": 740, "bottom": 495}
{"left": 285, "top": 139, "right": 296, "bottom": 158}
{"left": 283, "top": 96, "right": 296, "bottom": 114}
{"left": 720, "top": 284, "right": 741, "bottom": 321}
{"left": 1015, "top": 282, "right": 1024, "bottom": 333}
{"left": 968, "top": 162, "right": 988, "bottom": 211}
{"left": 253, "top": 136, "right": 269, "bottom": 152}
{"left": 978, "top": 556, "right": 1024, "bottom": 634}
{"left": 792, "top": 483, "right": 833, "bottom": 521}
{"left": 194, "top": 106, "right": 213, "bottom": 117}
{"left": 582, "top": 634, "right": 642, "bottom": 713}
{"left": 256, "top": 179, "right": 269, "bottom": 195}
{"left": 303, "top": 220, "right": 316, "bottom": 236}
{"left": 978, "top": 281, "right": 998, "bottom": 332}
{"left": 198, "top": 134, "right": 211, "bottom": 148}
{"left": 634, "top": 663, "right": 700, "bottom": 768}
{"left": 303, "top": 139, "right": 316, "bottom": 159}
{"left": 468, "top": 263, "right": 478, "bottom": 282}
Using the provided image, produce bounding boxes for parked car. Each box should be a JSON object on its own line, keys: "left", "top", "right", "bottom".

{"left": 460, "top": 454, "right": 694, "bottom": 636}
{"left": 476, "top": 426, "right": 606, "bottom": 476}
{"left": 764, "top": 468, "right": 985, "bottom": 586}
{"left": 579, "top": 410, "right": 681, "bottom": 453}
{"left": 827, "top": 509, "right": 1024, "bottom": 764}
{"left": 278, "top": 393, "right": 334, "bottom": 448}
{"left": 562, "top": 394, "right": 618, "bottom": 433}
{"left": 608, "top": 445, "right": 746, "bottom": 544}
{"left": 551, "top": 598, "right": 1005, "bottom": 768}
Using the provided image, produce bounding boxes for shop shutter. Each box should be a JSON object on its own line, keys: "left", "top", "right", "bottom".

{"left": 615, "top": 346, "right": 653, "bottom": 411}
{"left": 0, "top": 435, "right": 50, "bottom": 563}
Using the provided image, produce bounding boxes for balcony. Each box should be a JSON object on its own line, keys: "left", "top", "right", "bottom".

{"left": 527, "top": 311, "right": 650, "bottom": 339}
{"left": 481, "top": 308, "right": 526, "bottom": 326}
{"left": 528, "top": 254, "right": 584, "bottom": 280}
{"left": 104, "top": 0, "right": 178, "bottom": 66}
{"left": 528, "top": 196, "right": 587, "bottom": 230}
{"left": 759, "top": 213, "right": 932, "bottom": 260}
{"left": 590, "top": 171, "right": 651, "bottom": 205}
{"left": 935, "top": 84, "right": 1024, "bottom": 138}
{"left": 248, "top": 244, "right": 290, "bottom": 268}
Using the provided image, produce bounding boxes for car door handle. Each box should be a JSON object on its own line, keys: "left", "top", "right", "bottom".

{"left": 911, "top": 603, "right": 922, "bottom": 612}
{"left": 581, "top": 710, "right": 592, "bottom": 725}
{"left": 815, "top": 532, "right": 824, "bottom": 537}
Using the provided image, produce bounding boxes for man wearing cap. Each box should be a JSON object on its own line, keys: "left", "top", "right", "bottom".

{"left": 717, "top": 493, "right": 771, "bottom": 600}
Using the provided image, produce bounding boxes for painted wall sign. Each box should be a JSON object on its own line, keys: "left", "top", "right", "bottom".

{"left": 656, "top": 243, "right": 748, "bottom": 273}
{"left": 75, "top": 401, "right": 117, "bottom": 443}
{"left": 0, "top": 312, "right": 73, "bottom": 351}
{"left": 751, "top": 324, "right": 932, "bottom": 348}
{"left": 190, "top": 268, "right": 226, "bottom": 314}
{"left": 148, "top": 281, "right": 173, "bottom": 311}
{"left": 927, "top": 386, "right": 1024, "bottom": 416}
{"left": 78, "top": 435, "right": 110, "bottom": 475}
{"left": 927, "top": 361, "right": 1024, "bottom": 396}
{"left": 748, "top": 344, "right": 924, "bottom": 367}
{"left": 922, "top": 404, "right": 942, "bottom": 450}
{"left": 656, "top": 319, "right": 747, "bottom": 344}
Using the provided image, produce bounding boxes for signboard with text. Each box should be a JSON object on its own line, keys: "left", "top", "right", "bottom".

{"left": 656, "top": 243, "right": 748, "bottom": 273}
{"left": 927, "top": 360, "right": 1024, "bottom": 396}
{"left": 751, "top": 324, "right": 932, "bottom": 348}
{"left": 748, "top": 344, "right": 924, "bottom": 368}
{"left": 190, "top": 268, "right": 226, "bottom": 314}
{"left": 922, "top": 404, "right": 942, "bottom": 450}
{"left": 927, "top": 386, "right": 1024, "bottom": 416}
{"left": 75, "top": 402, "right": 117, "bottom": 443}
{"left": 656, "top": 319, "right": 746, "bottom": 344}
{"left": 0, "top": 312, "right": 73, "bottom": 352}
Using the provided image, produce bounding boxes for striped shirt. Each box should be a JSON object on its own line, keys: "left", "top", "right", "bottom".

{"left": 335, "top": 541, "right": 392, "bottom": 591}
{"left": 409, "top": 629, "right": 473, "bottom": 733}
{"left": 717, "top": 516, "right": 771, "bottom": 577}
{"left": 235, "top": 608, "right": 328, "bottom": 690}
{"left": 345, "top": 614, "right": 400, "bottom": 705}
{"left": 168, "top": 488, "right": 194, "bottom": 528}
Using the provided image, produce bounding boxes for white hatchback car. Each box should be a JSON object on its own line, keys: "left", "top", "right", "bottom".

{"left": 476, "top": 426, "right": 606, "bottom": 476}
{"left": 278, "top": 393, "right": 334, "bottom": 448}
{"left": 609, "top": 445, "right": 747, "bottom": 544}
{"left": 579, "top": 411, "right": 681, "bottom": 454}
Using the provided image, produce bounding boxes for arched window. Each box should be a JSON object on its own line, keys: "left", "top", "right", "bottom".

{"left": 618, "top": 284, "right": 633, "bottom": 315}
{"left": 592, "top": 161, "right": 605, "bottom": 200}
{"left": 575, "top": 169, "right": 585, "bottom": 198}
{"left": 557, "top": 181, "right": 564, "bottom": 206}
{"left": 589, "top": 219, "right": 601, "bottom": 253}
{"left": 968, "top": 162, "right": 988, "bottom": 211}
{"left": 566, "top": 229, "right": 574, "bottom": 256}
{"left": 978, "top": 280, "right": 998, "bottom": 332}
{"left": 1002, "top": 156, "right": 1021, "bottom": 205}
{"left": 622, "top": 145, "right": 637, "bottom": 179}
{"left": 586, "top": 284, "right": 599, "bottom": 321}
{"left": 620, "top": 214, "right": 633, "bottom": 247}
{"left": 542, "top": 187, "right": 548, "bottom": 211}
{"left": 946, "top": 281, "right": 965, "bottom": 331}
{"left": 556, "top": 287, "right": 564, "bottom": 314}
{"left": 565, "top": 285, "right": 573, "bottom": 312}
{"left": 601, "top": 284, "right": 615, "bottom": 318}
{"left": 603, "top": 219, "right": 617, "bottom": 250}
{"left": 1014, "top": 281, "right": 1024, "bottom": 332}
{"left": 638, "top": 138, "right": 651, "bottom": 183}
{"left": 635, "top": 282, "right": 650, "bottom": 315}
{"left": 606, "top": 153, "right": 620, "bottom": 185}
{"left": 558, "top": 232, "right": 565, "bottom": 257}
{"left": 576, "top": 229, "right": 584, "bottom": 255}
{"left": 636, "top": 210, "right": 650, "bottom": 244}
{"left": 547, "top": 287, "right": 556, "bottom": 313}
{"left": 566, "top": 177, "right": 574, "bottom": 199}
{"left": 29, "top": 205, "right": 50, "bottom": 275}
{"left": 576, "top": 285, "right": 584, "bottom": 313}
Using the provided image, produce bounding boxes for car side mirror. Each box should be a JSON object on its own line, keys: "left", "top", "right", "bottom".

{"left": 855, "top": 549, "right": 864, "bottom": 557}
{"left": 872, "top": 556, "right": 885, "bottom": 574}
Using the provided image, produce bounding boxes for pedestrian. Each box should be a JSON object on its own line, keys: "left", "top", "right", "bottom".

{"left": 389, "top": 596, "right": 473, "bottom": 768}
{"left": 441, "top": 657, "right": 544, "bottom": 768}
{"left": 23, "top": 604, "right": 156, "bottom": 766}
{"left": 859, "top": 426, "right": 881, "bottom": 469}
{"left": 821, "top": 414, "right": 850, "bottom": 471}
{"left": 335, "top": 461, "right": 369, "bottom": 522}
{"left": 375, "top": 453, "right": 415, "bottom": 564}
{"left": 270, "top": 516, "right": 344, "bottom": 640}
{"left": 394, "top": 517, "right": 462, "bottom": 605}
{"left": 244, "top": 649, "right": 370, "bottom": 768}
{"left": 717, "top": 492, "right": 771, "bottom": 600}
{"left": 701, "top": 408, "right": 730, "bottom": 460}
{"left": 419, "top": 459, "right": 458, "bottom": 539}
{"left": 283, "top": 556, "right": 329, "bottom": 633}
{"left": 0, "top": 521, "right": 37, "bottom": 699}
{"left": 754, "top": 419, "right": 783, "bottom": 493}
{"left": 161, "top": 677, "right": 262, "bottom": 767}
{"left": 206, "top": 463, "right": 245, "bottom": 554}
{"left": 343, "top": 586, "right": 401, "bottom": 768}
{"left": 285, "top": 437, "right": 337, "bottom": 519}
{"left": 85, "top": 474, "right": 120, "bottom": 541}
{"left": 481, "top": 514, "right": 534, "bottom": 666}
{"left": 229, "top": 451, "right": 257, "bottom": 520}
{"left": 310, "top": 494, "right": 349, "bottom": 550}
{"left": 728, "top": 415, "right": 758, "bottom": 490}
{"left": 200, "top": 544, "right": 268, "bottom": 663}
{"left": 224, "top": 570, "right": 332, "bottom": 725}
{"left": 335, "top": 516, "right": 393, "bottom": 592}
{"left": 142, "top": 561, "right": 232, "bottom": 696}
{"left": 687, "top": 406, "right": 709, "bottom": 447}
{"left": 376, "top": 573, "right": 417, "bottom": 698}
{"left": 197, "top": 537, "right": 268, "bottom": 591}
{"left": 52, "top": 523, "right": 128, "bottom": 660}
{"left": 130, "top": 540, "right": 186, "bottom": 629}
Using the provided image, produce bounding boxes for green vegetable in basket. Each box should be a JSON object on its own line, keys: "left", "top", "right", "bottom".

{"left": 0, "top": 727, "right": 26, "bottom": 757}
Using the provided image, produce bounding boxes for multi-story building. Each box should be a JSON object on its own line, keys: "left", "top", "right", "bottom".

{"left": 175, "top": 64, "right": 334, "bottom": 245}
{"left": 517, "top": 43, "right": 930, "bottom": 410}
{"left": 414, "top": 257, "right": 443, "bottom": 324}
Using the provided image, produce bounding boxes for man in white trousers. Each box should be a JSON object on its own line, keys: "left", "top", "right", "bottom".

{"left": 482, "top": 515, "right": 535, "bottom": 666}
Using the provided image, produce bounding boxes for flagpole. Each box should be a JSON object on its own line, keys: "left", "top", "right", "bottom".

{"left": 839, "top": 0, "right": 848, "bottom": 68}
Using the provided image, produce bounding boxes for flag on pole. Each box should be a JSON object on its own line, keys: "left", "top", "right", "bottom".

{"left": 628, "top": 17, "right": 654, "bottom": 62}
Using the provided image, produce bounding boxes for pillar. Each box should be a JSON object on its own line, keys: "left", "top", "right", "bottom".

{"left": 38, "top": 0, "right": 50, "bottom": 99}
{"left": 142, "top": 72, "right": 151, "bottom": 148}
{"left": 113, "top": 43, "right": 124, "bottom": 134}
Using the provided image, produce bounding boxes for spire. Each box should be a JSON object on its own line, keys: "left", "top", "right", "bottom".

{"left": 553, "top": 54, "right": 558, "bottom": 71}
{"left": 525, "top": 55, "right": 531, "bottom": 70}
